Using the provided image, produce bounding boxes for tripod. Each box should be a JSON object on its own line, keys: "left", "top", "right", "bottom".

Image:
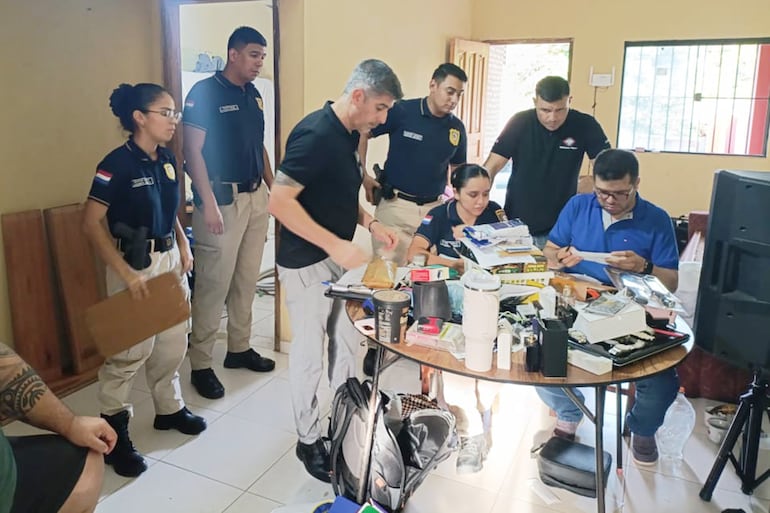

{"left": 700, "top": 372, "right": 770, "bottom": 500}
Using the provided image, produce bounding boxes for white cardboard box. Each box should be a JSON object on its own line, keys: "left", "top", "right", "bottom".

{"left": 568, "top": 348, "right": 613, "bottom": 375}
{"left": 572, "top": 300, "right": 647, "bottom": 344}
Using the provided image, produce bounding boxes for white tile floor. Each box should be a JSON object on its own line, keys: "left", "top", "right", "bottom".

{"left": 6, "top": 295, "right": 770, "bottom": 513}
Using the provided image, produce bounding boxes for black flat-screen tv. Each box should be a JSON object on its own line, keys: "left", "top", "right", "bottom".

{"left": 694, "top": 170, "right": 770, "bottom": 372}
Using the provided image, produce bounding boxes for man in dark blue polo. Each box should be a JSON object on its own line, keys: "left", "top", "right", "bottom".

{"left": 483, "top": 76, "right": 610, "bottom": 248}
{"left": 360, "top": 63, "right": 468, "bottom": 264}
{"left": 183, "top": 26, "right": 275, "bottom": 400}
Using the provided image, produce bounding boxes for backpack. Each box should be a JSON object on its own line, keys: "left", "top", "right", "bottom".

{"left": 328, "top": 377, "right": 457, "bottom": 512}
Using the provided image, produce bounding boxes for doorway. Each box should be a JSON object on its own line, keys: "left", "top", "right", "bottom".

{"left": 484, "top": 41, "right": 571, "bottom": 206}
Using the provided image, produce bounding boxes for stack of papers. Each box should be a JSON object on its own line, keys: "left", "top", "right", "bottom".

{"left": 464, "top": 218, "right": 530, "bottom": 241}
{"left": 457, "top": 218, "right": 535, "bottom": 268}
{"left": 457, "top": 238, "right": 535, "bottom": 268}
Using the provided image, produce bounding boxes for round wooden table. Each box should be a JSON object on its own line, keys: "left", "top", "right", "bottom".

{"left": 346, "top": 300, "right": 693, "bottom": 513}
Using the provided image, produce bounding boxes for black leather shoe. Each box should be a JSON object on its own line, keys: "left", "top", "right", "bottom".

{"left": 191, "top": 368, "right": 225, "bottom": 399}
{"left": 296, "top": 439, "right": 332, "bottom": 483}
{"left": 224, "top": 348, "right": 275, "bottom": 372}
{"left": 154, "top": 407, "right": 207, "bottom": 435}
{"left": 363, "top": 347, "right": 377, "bottom": 377}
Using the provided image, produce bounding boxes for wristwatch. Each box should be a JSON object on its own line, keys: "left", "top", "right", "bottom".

{"left": 642, "top": 259, "right": 654, "bottom": 274}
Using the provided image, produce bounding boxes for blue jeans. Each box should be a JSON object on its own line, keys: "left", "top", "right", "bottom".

{"left": 535, "top": 369, "right": 679, "bottom": 437}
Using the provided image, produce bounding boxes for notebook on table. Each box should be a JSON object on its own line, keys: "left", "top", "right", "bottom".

{"left": 568, "top": 327, "right": 689, "bottom": 367}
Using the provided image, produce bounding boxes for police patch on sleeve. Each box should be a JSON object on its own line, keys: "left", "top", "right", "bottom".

{"left": 421, "top": 215, "right": 433, "bottom": 225}
{"left": 449, "top": 128, "right": 460, "bottom": 146}
{"left": 256, "top": 97, "right": 264, "bottom": 110}
{"left": 164, "top": 162, "right": 176, "bottom": 180}
{"left": 495, "top": 208, "right": 508, "bottom": 221}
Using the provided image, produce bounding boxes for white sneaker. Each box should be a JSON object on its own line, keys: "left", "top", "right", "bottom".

{"left": 456, "top": 434, "right": 488, "bottom": 474}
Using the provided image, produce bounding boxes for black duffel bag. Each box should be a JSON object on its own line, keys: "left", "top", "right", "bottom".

{"left": 536, "top": 436, "right": 612, "bottom": 498}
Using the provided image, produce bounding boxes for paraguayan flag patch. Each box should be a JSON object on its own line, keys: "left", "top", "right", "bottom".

{"left": 95, "top": 170, "right": 112, "bottom": 184}
{"left": 421, "top": 215, "right": 433, "bottom": 225}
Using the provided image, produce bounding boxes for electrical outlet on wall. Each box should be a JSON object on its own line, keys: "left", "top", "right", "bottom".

{"left": 589, "top": 66, "right": 615, "bottom": 87}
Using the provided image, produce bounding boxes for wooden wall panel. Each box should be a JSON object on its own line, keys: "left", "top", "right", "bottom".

{"left": 1, "top": 210, "right": 63, "bottom": 381}
{"left": 44, "top": 204, "right": 103, "bottom": 374}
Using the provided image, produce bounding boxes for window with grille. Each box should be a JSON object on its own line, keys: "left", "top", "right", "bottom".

{"left": 618, "top": 39, "right": 770, "bottom": 156}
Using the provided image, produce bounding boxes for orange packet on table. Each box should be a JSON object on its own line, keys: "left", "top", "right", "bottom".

{"left": 549, "top": 272, "right": 615, "bottom": 302}
{"left": 361, "top": 257, "right": 397, "bottom": 289}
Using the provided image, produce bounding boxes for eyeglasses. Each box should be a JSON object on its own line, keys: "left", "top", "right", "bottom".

{"left": 594, "top": 186, "right": 634, "bottom": 201}
{"left": 144, "top": 109, "right": 182, "bottom": 121}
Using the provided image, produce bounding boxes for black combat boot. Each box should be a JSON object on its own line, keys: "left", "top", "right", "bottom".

{"left": 101, "top": 410, "right": 148, "bottom": 477}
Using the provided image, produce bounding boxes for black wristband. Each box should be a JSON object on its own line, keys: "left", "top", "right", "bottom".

{"left": 643, "top": 259, "right": 654, "bottom": 274}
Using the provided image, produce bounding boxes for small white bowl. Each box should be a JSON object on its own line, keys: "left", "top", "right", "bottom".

{"left": 707, "top": 417, "right": 730, "bottom": 444}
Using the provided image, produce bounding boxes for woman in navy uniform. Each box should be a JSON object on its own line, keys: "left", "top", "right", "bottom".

{"left": 83, "top": 83, "right": 206, "bottom": 477}
{"left": 407, "top": 163, "right": 505, "bottom": 270}
{"left": 406, "top": 163, "right": 504, "bottom": 475}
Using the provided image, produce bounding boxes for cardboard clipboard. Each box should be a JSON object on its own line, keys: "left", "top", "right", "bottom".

{"left": 85, "top": 272, "right": 190, "bottom": 358}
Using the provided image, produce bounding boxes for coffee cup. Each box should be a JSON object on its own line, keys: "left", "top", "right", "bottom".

{"left": 372, "top": 289, "right": 411, "bottom": 344}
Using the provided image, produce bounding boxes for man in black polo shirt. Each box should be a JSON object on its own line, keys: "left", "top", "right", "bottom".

{"left": 483, "top": 76, "right": 610, "bottom": 248}
{"left": 269, "top": 59, "right": 401, "bottom": 482}
{"left": 359, "top": 63, "right": 468, "bottom": 264}
{"left": 183, "top": 26, "right": 275, "bottom": 400}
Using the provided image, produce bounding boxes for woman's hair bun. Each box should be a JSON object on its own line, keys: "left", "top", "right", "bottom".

{"left": 109, "top": 83, "right": 134, "bottom": 119}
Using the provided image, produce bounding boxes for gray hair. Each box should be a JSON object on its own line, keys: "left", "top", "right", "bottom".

{"left": 342, "top": 59, "right": 403, "bottom": 100}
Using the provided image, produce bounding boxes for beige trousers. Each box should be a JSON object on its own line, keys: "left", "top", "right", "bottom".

{"left": 98, "top": 247, "right": 189, "bottom": 416}
{"left": 189, "top": 185, "right": 270, "bottom": 370}
{"left": 277, "top": 258, "right": 362, "bottom": 444}
{"left": 372, "top": 196, "right": 441, "bottom": 265}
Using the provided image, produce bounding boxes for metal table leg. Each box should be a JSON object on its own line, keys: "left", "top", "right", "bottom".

{"left": 561, "top": 386, "right": 608, "bottom": 513}
{"left": 616, "top": 384, "right": 623, "bottom": 475}
{"left": 356, "top": 345, "right": 384, "bottom": 505}
{"left": 594, "top": 385, "right": 607, "bottom": 513}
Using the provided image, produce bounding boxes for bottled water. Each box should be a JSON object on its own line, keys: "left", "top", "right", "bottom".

{"left": 656, "top": 388, "right": 696, "bottom": 460}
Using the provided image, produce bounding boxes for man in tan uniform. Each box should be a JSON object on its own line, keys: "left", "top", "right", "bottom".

{"left": 183, "top": 26, "right": 275, "bottom": 399}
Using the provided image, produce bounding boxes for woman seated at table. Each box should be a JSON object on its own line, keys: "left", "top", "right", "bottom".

{"left": 405, "top": 163, "right": 505, "bottom": 474}
{"left": 406, "top": 163, "right": 506, "bottom": 272}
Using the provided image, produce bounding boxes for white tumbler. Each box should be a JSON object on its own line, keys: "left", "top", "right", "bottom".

{"left": 461, "top": 269, "right": 501, "bottom": 371}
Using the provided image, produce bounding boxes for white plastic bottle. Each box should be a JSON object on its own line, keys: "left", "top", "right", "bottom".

{"left": 656, "top": 388, "right": 696, "bottom": 460}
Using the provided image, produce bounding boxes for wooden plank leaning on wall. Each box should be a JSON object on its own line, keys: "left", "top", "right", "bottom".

{"left": 1, "top": 210, "right": 63, "bottom": 382}
{"left": 45, "top": 204, "right": 104, "bottom": 375}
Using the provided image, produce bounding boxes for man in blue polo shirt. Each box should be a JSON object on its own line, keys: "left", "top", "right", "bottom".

{"left": 183, "top": 26, "right": 275, "bottom": 399}
{"left": 360, "top": 63, "right": 468, "bottom": 264}
{"left": 269, "top": 59, "right": 401, "bottom": 482}
{"left": 538, "top": 148, "right": 679, "bottom": 466}
{"left": 483, "top": 76, "right": 610, "bottom": 248}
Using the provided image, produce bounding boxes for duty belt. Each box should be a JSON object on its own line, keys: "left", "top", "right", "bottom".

{"left": 116, "top": 233, "right": 175, "bottom": 253}
{"left": 223, "top": 179, "right": 261, "bottom": 194}
{"left": 394, "top": 190, "right": 441, "bottom": 206}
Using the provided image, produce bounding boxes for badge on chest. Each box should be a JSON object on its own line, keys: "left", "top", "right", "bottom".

{"left": 164, "top": 163, "right": 176, "bottom": 180}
